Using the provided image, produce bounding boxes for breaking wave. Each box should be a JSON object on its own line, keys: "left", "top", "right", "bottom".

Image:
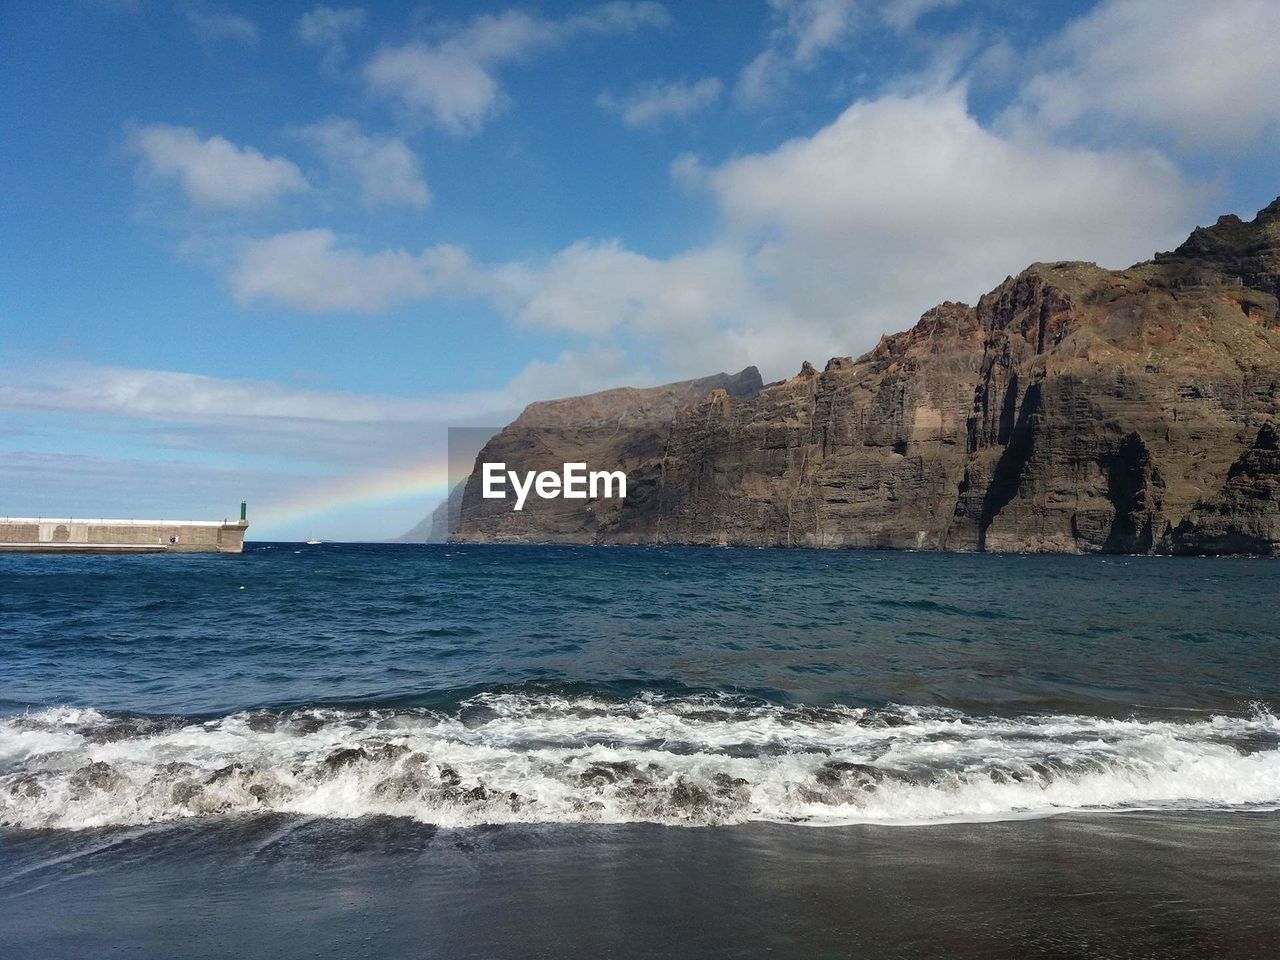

{"left": 2, "top": 694, "right": 1278, "bottom": 830}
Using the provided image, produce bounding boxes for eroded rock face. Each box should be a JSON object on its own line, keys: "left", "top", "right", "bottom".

{"left": 452, "top": 368, "right": 764, "bottom": 543}
{"left": 396, "top": 482, "right": 463, "bottom": 543}
{"left": 453, "top": 200, "right": 1280, "bottom": 554}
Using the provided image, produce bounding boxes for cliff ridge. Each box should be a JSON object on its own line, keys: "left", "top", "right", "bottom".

{"left": 450, "top": 199, "right": 1280, "bottom": 555}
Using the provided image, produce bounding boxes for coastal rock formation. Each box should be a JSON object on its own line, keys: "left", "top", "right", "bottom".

{"left": 395, "top": 482, "right": 463, "bottom": 543}
{"left": 451, "top": 199, "right": 1280, "bottom": 554}
{"left": 453, "top": 368, "right": 763, "bottom": 543}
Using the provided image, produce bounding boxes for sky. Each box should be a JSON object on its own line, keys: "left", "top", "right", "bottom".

{"left": 3, "top": 0, "right": 1279, "bottom": 541}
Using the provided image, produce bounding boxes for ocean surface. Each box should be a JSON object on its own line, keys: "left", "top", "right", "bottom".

{"left": 1, "top": 544, "right": 1277, "bottom": 958}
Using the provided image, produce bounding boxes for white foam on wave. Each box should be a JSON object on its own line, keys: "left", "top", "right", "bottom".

{"left": 1, "top": 695, "right": 1277, "bottom": 830}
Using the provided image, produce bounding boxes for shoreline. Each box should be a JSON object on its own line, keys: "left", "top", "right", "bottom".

{"left": 5, "top": 813, "right": 1278, "bottom": 960}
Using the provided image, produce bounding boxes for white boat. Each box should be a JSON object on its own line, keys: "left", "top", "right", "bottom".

{"left": 305, "top": 538, "right": 323, "bottom": 545}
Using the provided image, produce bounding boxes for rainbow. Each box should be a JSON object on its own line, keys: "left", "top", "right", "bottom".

{"left": 251, "top": 456, "right": 453, "bottom": 535}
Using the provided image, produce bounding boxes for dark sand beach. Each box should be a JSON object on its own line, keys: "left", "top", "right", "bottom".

{"left": 2, "top": 545, "right": 1277, "bottom": 958}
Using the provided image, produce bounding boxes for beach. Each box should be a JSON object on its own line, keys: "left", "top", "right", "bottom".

{"left": 5, "top": 814, "right": 1278, "bottom": 959}
{"left": 1, "top": 545, "right": 1277, "bottom": 957}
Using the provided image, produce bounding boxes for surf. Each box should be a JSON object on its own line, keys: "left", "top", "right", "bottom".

{"left": 3, "top": 695, "right": 1277, "bottom": 831}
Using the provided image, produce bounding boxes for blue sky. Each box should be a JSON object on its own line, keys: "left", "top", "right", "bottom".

{"left": 3, "top": 0, "right": 1279, "bottom": 540}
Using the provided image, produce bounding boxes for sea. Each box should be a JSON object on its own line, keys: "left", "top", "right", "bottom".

{"left": 1, "top": 544, "right": 1277, "bottom": 959}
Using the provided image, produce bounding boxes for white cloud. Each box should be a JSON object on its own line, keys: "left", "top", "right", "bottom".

{"left": 1010, "top": 0, "right": 1280, "bottom": 147}
{"left": 501, "top": 344, "right": 659, "bottom": 405}
{"left": 503, "top": 241, "right": 764, "bottom": 340}
{"left": 598, "top": 77, "right": 723, "bottom": 128}
{"left": 786, "top": 0, "right": 861, "bottom": 63}
{"left": 364, "top": 3, "right": 670, "bottom": 136}
{"left": 132, "top": 124, "right": 308, "bottom": 208}
{"left": 1, "top": 362, "right": 434, "bottom": 424}
{"left": 227, "top": 86, "right": 1200, "bottom": 381}
{"left": 365, "top": 46, "right": 500, "bottom": 138}
{"left": 669, "top": 152, "right": 708, "bottom": 190}
{"left": 1, "top": 350, "right": 672, "bottom": 431}
{"left": 297, "top": 118, "right": 429, "bottom": 208}
{"left": 705, "top": 87, "right": 1198, "bottom": 347}
{"left": 880, "top": 0, "right": 962, "bottom": 30}
{"left": 733, "top": 1, "right": 981, "bottom": 105}
{"left": 0, "top": 364, "right": 455, "bottom": 484}
{"left": 183, "top": 4, "right": 258, "bottom": 44}
{"left": 229, "top": 230, "right": 487, "bottom": 312}
{"left": 736, "top": 0, "right": 859, "bottom": 105}
{"left": 225, "top": 227, "right": 775, "bottom": 376}
{"left": 227, "top": 227, "right": 766, "bottom": 347}
{"left": 0, "top": 350, "right": 670, "bottom": 473}
{"left": 294, "top": 5, "right": 366, "bottom": 65}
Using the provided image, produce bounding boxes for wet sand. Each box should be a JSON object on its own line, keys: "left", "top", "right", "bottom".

{"left": 3, "top": 812, "right": 1277, "bottom": 959}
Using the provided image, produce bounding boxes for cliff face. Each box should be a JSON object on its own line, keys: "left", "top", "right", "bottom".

{"left": 395, "top": 482, "right": 463, "bottom": 543}
{"left": 454, "top": 368, "right": 764, "bottom": 543}
{"left": 453, "top": 200, "right": 1280, "bottom": 555}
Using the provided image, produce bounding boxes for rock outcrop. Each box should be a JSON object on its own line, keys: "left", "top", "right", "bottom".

{"left": 395, "top": 482, "right": 463, "bottom": 543}
{"left": 452, "top": 199, "right": 1280, "bottom": 555}
{"left": 453, "top": 368, "right": 764, "bottom": 543}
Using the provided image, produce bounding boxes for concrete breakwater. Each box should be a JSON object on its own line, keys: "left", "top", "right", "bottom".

{"left": 0, "top": 516, "right": 249, "bottom": 554}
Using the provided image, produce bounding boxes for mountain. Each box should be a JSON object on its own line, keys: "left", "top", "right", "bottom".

{"left": 451, "top": 367, "right": 763, "bottom": 542}
{"left": 452, "top": 199, "right": 1280, "bottom": 555}
{"left": 394, "top": 482, "right": 464, "bottom": 543}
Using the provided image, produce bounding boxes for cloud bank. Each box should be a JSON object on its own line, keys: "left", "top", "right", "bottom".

{"left": 1012, "top": 0, "right": 1280, "bottom": 148}
{"left": 230, "top": 85, "right": 1198, "bottom": 379}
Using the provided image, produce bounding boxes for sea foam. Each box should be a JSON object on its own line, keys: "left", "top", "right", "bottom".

{"left": 2, "top": 695, "right": 1278, "bottom": 830}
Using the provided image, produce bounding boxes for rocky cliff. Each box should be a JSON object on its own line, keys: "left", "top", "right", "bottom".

{"left": 453, "top": 368, "right": 763, "bottom": 542}
{"left": 452, "top": 199, "right": 1280, "bottom": 555}
{"left": 394, "top": 482, "right": 463, "bottom": 543}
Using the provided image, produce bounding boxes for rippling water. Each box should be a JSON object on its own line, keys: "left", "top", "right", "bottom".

{"left": 2, "top": 545, "right": 1278, "bottom": 958}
